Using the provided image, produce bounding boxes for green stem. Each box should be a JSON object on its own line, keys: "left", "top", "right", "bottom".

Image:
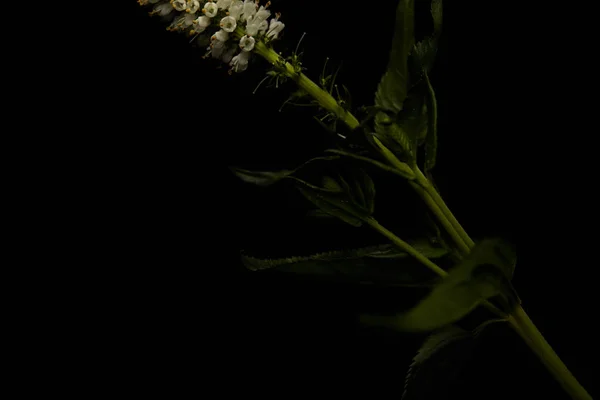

{"left": 366, "top": 217, "right": 447, "bottom": 278}
{"left": 408, "top": 180, "right": 471, "bottom": 256}
{"left": 508, "top": 306, "right": 592, "bottom": 400}
{"left": 414, "top": 167, "right": 475, "bottom": 250}
{"left": 253, "top": 41, "right": 360, "bottom": 130}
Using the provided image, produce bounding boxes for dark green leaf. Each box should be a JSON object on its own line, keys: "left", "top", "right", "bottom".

{"left": 295, "top": 168, "right": 377, "bottom": 227}
{"left": 322, "top": 176, "right": 344, "bottom": 192}
{"left": 374, "top": 113, "right": 415, "bottom": 162}
{"left": 367, "top": 239, "right": 447, "bottom": 260}
{"left": 296, "top": 184, "right": 366, "bottom": 227}
{"left": 348, "top": 169, "right": 375, "bottom": 214}
{"left": 374, "top": 0, "right": 415, "bottom": 114}
{"left": 361, "top": 239, "right": 519, "bottom": 332}
{"left": 229, "top": 156, "right": 339, "bottom": 187}
{"left": 402, "top": 325, "right": 476, "bottom": 400}
{"left": 412, "top": 0, "right": 443, "bottom": 76}
{"left": 397, "top": 81, "right": 429, "bottom": 150}
{"left": 241, "top": 243, "right": 446, "bottom": 287}
{"left": 305, "top": 209, "right": 335, "bottom": 218}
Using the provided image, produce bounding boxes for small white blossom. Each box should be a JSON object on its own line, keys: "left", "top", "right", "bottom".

{"left": 227, "top": 0, "right": 244, "bottom": 20}
{"left": 230, "top": 50, "right": 250, "bottom": 72}
{"left": 151, "top": 2, "right": 175, "bottom": 16}
{"left": 245, "top": 6, "right": 270, "bottom": 36}
{"left": 169, "top": 12, "right": 196, "bottom": 30}
{"left": 208, "top": 38, "right": 227, "bottom": 58}
{"left": 241, "top": 0, "right": 258, "bottom": 22}
{"left": 239, "top": 35, "right": 255, "bottom": 52}
{"left": 192, "top": 15, "right": 211, "bottom": 33}
{"left": 186, "top": 0, "right": 200, "bottom": 13}
{"left": 257, "top": 20, "right": 268, "bottom": 35}
{"left": 216, "top": 0, "right": 233, "bottom": 9}
{"left": 212, "top": 29, "right": 230, "bottom": 42}
{"left": 266, "top": 14, "right": 284, "bottom": 39}
{"left": 202, "top": 2, "right": 218, "bottom": 18}
{"left": 219, "top": 16, "right": 237, "bottom": 32}
{"left": 171, "top": 0, "right": 187, "bottom": 11}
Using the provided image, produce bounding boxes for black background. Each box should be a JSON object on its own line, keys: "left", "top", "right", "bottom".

{"left": 89, "top": 1, "right": 595, "bottom": 398}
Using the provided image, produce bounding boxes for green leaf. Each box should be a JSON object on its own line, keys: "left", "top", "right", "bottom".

{"left": 241, "top": 243, "right": 447, "bottom": 287}
{"left": 374, "top": 0, "right": 415, "bottom": 114}
{"left": 230, "top": 156, "right": 339, "bottom": 187}
{"left": 402, "top": 325, "right": 476, "bottom": 400}
{"left": 374, "top": 113, "right": 415, "bottom": 162}
{"left": 295, "top": 169, "right": 377, "bottom": 227}
{"left": 361, "top": 239, "right": 519, "bottom": 332}
{"left": 397, "top": 81, "right": 429, "bottom": 149}
{"left": 305, "top": 209, "right": 335, "bottom": 219}
{"left": 296, "top": 184, "right": 366, "bottom": 227}
{"left": 367, "top": 239, "right": 448, "bottom": 260}
{"left": 373, "top": 82, "right": 428, "bottom": 164}
{"left": 412, "top": 0, "right": 443, "bottom": 76}
{"left": 349, "top": 169, "right": 376, "bottom": 214}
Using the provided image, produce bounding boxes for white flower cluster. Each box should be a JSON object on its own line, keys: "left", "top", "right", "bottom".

{"left": 138, "top": 0, "right": 285, "bottom": 73}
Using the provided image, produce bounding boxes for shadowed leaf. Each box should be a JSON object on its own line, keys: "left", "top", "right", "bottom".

{"left": 402, "top": 325, "right": 475, "bottom": 400}
{"left": 241, "top": 242, "right": 448, "bottom": 287}
{"left": 360, "top": 239, "right": 520, "bottom": 332}
{"left": 374, "top": 0, "right": 415, "bottom": 114}
{"left": 230, "top": 156, "right": 339, "bottom": 187}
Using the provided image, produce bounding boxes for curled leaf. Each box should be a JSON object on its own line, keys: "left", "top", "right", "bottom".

{"left": 361, "top": 239, "right": 520, "bottom": 332}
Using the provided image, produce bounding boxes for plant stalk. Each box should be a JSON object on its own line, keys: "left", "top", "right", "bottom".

{"left": 508, "top": 306, "right": 592, "bottom": 400}
{"left": 253, "top": 41, "right": 360, "bottom": 131}
{"left": 414, "top": 167, "right": 475, "bottom": 250}
{"left": 408, "top": 180, "right": 471, "bottom": 255}
{"left": 252, "top": 42, "right": 591, "bottom": 400}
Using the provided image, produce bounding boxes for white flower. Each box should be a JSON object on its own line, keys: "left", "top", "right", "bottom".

{"left": 227, "top": 0, "right": 244, "bottom": 20}
{"left": 241, "top": 0, "right": 258, "bottom": 22}
{"left": 266, "top": 14, "right": 284, "bottom": 39}
{"left": 169, "top": 12, "right": 196, "bottom": 30}
{"left": 208, "top": 38, "right": 227, "bottom": 58}
{"left": 230, "top": 50, "right": 250, "bottom": 72}
{"left": 216, "top": 0, "right": 233, "bottom": 9}
{"left": 239, "top": 35, "right": 255, "bottom": 52}
{"left": 171, "top": 0, "right": 187, "bottom": 11}
{"left": 257, "top": 20, "right": 268, "bottom": 36}
{"left": 192, "top": 15, "right": 211, "bottom": 33}
{"left": 212, "top": 29, "right": 230, "bottom": 42}
{"left": 219, "top": 16, "right": 237, "bottom": 32}
{"left": 202, "top": 1, "right": 218, "bottom": 17}
{"left": 186, "top": 0, "right": 200, "bottom": 13}
{"left": 245, "top": 6, "right": 270, "bottom": 36}
{"left": 151, "top": 2, "right": 175, "bottom": 16}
